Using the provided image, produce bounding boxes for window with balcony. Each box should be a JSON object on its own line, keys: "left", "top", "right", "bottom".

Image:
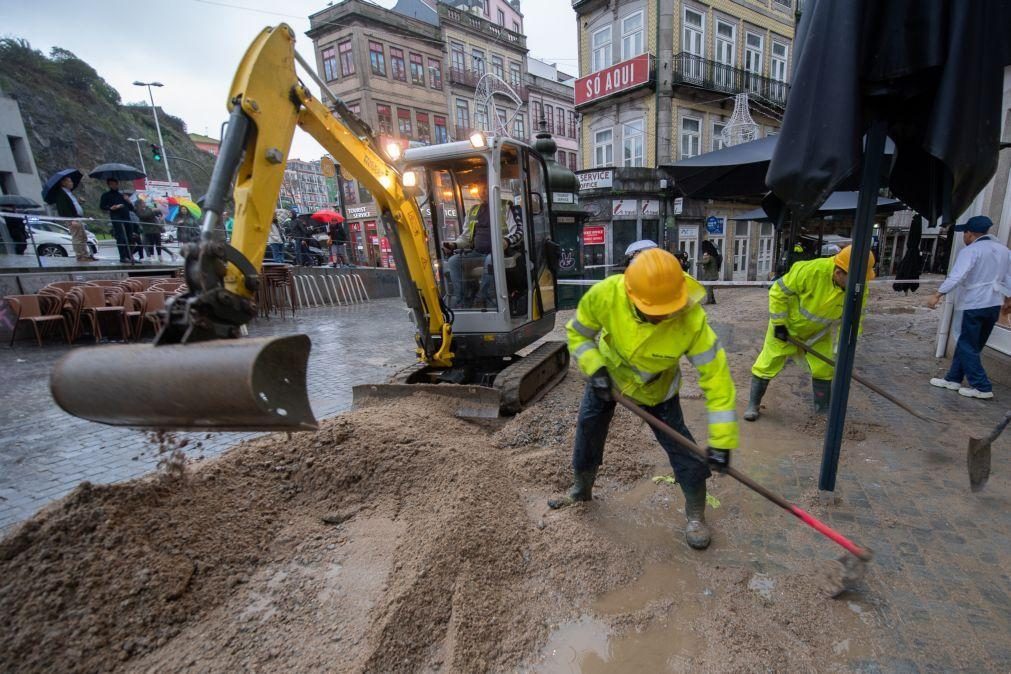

{"left": 451, "top": 42, "right": 466, "bottom": 73}
{"left": 475, "top": 103, "right": 489, "bottom": 131}
{"left": 321, "top": 47, "right": 337, "bottom": 82}
{"left": 712, "top": 121, "right": 727, "bottom": 151}
{"left": 397, "top": 108, "right": 413, "bottom": 137}
{"left": 456, "top": 98, "right": 470, "bottom": 132}
{"left": 471, "top": 49, "right": 486, "bottom": 75}
{"left": 514, "top": 113, "right": 526, "bottom": 139}
{"left": 532, "top": 100, "right": 543, "bottom": 129}
{"left": 594, "top": 128, "right": 613, "bottom": 167}
{"left": 680, "top": 115, "right": 701, "bottom": 158}
{"left": 772, "top": 41, "right": 789, "bottom": 80}
{"left": 622, "top": 119, "right": 644, "bottom": 167}
{"left": 509, "top": 61, "right": 521, "bottom": 87}
{"left": 434, "top": 115, "right": 448, "bottom": 144}
{"left": 429, "top": 57, "right": 443, "bottom": 89}
{"left": 714, "top": 20, "right": 736, "bottom": 89}
{"left": 621, "top": 11, "right": 644, "bottom": 59}
{"left": 410, "top": 53, "right": 425, "bottom": 85}
{"left": 377, "top": 104, "right": 393, "bottom": 135}
{"left": 339, "top": 40, "right": 355, "bottom": 77}
{"left": 369, "top": 41, "right": 386, "bottom": 77}
{"left": 745, "top": 31, "right": 764, "bottom": 91}
{"left": 568, "top": 111, "right": 577, "bottom": 138}
{"left": 592, "top": 26, "right": 612, "bottom": 72}
{"left": 416, "top": 112, "right": 431, "bottom": 143}
{"left": 390, "top": 47, "right": 407, "bottom": 82}
{"left": 512, "top": 20, "right": 520, "bottom": 33}
{"left": 491, "top": 55, "right": 504, "bottom": 80}
{"left": 683, "top": 8, "right": 705, "bottom": 81}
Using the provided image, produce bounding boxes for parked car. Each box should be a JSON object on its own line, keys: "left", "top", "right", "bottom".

{"left": 24, "top": 220, "right": 99, "bottom": 257}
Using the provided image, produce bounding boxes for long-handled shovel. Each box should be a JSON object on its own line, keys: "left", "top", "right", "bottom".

{"left": 968, "top": 411, "right": 1010, "bottom": 492}
{"left": 611, "top": 389, "right": 873, "bottom": 597}
{"left": 786, "top": 335, "right": 944, "bottom": 425}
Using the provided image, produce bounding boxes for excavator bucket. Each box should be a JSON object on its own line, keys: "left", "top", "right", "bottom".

{"left": 351, "top": 383, "right": 503, "bottom": 419}
{"left": 51, "top": 335, "right": 317, "bottom": 431}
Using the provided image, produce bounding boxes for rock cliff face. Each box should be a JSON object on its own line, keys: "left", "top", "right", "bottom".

{"left": 0, "top": 38, "right": 215, "bottom": 222}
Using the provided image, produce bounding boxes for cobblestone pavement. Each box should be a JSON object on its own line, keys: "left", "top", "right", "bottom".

{"left": 0, "top": 299, "right": 416, "bottom": 533}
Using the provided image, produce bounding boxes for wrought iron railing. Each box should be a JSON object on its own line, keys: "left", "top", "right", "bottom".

{"left": 438, "top": 4, "right": 527, "bottom": 49}
{"left": 672, "top": 52, "right": 790, "bottom": 108}
{"left": 448, "top": 67, "right": 529, "bottom": 101}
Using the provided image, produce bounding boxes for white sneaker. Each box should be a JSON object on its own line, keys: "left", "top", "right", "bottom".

{"left": 930, "top": 378, "right": 960, "bottom": 390}
{"left": 958, "top": 387, "right": 994, "bottom": 399}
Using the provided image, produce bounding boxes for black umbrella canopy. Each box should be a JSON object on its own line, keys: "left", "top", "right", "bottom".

{"left": 767, "top": 0, "right": 1011, "bottom": 220}
{"left": 89, "top": 163, "right": 146, "bottom": 182}
{"left": 0, "top": 194, "right": 43, "bottom": 210}
{"left": 41, "top": 168, "right": 83, "bottom": 204}
{"left": 731, "top": 191, "right": 904, "bottom": 222}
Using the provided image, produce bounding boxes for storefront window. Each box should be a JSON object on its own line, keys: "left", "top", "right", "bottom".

{"left": 612, "top": 220, "right": 637, "bottom": 268}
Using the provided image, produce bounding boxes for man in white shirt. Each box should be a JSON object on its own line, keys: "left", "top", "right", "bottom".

{"left": 928, "top": 215, "right": 1011, "bottom": 399}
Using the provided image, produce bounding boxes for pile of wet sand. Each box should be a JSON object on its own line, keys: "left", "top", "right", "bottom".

{"left": 0, "top": 366, "right": 881, "bottom": 673}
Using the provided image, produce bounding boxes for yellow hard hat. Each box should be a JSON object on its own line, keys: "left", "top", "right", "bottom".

{"left": 624, "top": 248, "right": 688, "bottom": 316}
{"left": 833, "top": 245, "right": 877, "bottom": 280}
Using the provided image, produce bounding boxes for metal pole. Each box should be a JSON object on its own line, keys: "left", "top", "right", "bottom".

{"left": 130, "top": 139, "right": 147, "bottom": 175}
{"left": 818, "top": 118, "right": 888, "bottom": 493}
{"left": 145, "top": 85, "right": 173, "bottom": 184}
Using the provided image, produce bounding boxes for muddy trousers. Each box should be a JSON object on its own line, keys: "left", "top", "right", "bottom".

{"left": 572, "top": 383, "right": 711, "bottom": 490}
{"left": 751, "top": 322, "right": 835, "bottom": 382}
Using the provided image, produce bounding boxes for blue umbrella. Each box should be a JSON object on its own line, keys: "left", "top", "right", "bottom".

{"left": 41, "top": 168, "right": 83, "bottom": 204}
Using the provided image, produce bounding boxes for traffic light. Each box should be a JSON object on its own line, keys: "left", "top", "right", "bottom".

{"left": 150, "top": 144, "right": 162, "bottom": 161}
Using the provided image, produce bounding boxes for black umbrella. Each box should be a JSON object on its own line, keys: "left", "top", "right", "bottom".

{"left": 0, "top": 194, "right": 43, "bottom": 211}
{"left": 89, "top": 163, "right": 146, "bottom": 182}
{"left": 41, "top": 168, "right": 83, "bottom": 204}
{"left": 729, "top": 192, "right": 903, "bottom": 222}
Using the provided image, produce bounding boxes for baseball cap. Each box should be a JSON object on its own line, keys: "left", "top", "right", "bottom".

{"left": 954, "top": 215, "right": 993, "bottom": 232}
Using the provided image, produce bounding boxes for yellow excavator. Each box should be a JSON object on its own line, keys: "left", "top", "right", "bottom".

{"left": 50, "top": 24, "right": 569, "bottom": 431}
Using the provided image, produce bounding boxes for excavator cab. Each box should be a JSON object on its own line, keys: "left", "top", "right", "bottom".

{"left": 50, "top": 23, "right": 568, "bottom": 432}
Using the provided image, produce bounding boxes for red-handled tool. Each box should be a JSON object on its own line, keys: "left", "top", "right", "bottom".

{"left": 611, "top": 389, "right": 873, "bottom": 595}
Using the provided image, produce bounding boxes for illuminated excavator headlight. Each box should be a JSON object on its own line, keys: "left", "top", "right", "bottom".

{"left": 469, "top": 131, "right": 487, "bottom": 149}
{"left": 385, "top": 141, "right": 402, "bottom": 162}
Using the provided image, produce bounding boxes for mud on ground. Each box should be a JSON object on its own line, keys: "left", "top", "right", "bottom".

{"left": 0, "top": 281, "right": 979, "bottom": 672}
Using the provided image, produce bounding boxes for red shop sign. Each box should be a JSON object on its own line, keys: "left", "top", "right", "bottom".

{"left": 583, "top": 225, "right": 606, "bottom": 245}
{"left": 575, "top": 54, "right": 652, "bottom": 106}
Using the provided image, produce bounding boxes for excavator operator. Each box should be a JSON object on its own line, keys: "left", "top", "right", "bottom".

{"left": 443, "top": 180, "right": 524, "bottom": 308}
{"left": 548, "top": 248, "right": 738, "bottom": 550}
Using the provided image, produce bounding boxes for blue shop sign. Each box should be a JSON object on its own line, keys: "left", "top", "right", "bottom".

{"left": 705, "top": 216, "right": 724, "bottom": 235}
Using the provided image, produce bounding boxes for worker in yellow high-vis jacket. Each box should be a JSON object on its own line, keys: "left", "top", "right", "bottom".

{"left": 548, "top": 248, "right": 738, "bottom": 550}
{"left": 744, "top": 245, "right": 874, "bottom": 421}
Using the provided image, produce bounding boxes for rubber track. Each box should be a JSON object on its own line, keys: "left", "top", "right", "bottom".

{"left": 493, "top": 340, "right": 570, "bottom": 415}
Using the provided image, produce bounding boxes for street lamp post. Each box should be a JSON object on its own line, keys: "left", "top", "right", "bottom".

{"left": 133, "top": 81, "right": 173, "bottom": 184}
{"left": 126, "top": 137, "right": 147, "bottom": 175}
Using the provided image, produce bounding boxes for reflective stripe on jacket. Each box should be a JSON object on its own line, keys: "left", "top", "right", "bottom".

{"left": 769, "top": 257, "right": 866, "bottom": 341}
{"left": 566, "top": 274, "right": 738, "bottom": 449}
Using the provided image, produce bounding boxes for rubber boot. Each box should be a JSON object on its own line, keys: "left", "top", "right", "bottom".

{"left": 743, "top": 376, "right": 770, "bottom": 422}
{"left": 547, "top": 468, "right": 597, "bottom": 509}
{"left": 682, "top": 483, "right": 711, "bottom": 550}
{"left": 812, "top": 378, "right": 832, "bottom": 414}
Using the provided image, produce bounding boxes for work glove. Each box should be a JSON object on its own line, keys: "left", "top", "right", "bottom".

{"left": 773, "top": 324, "right": 789, "bottom": 342}
{"left": 589, "top": 367, "right": 613, "bottom": 401}
{"left": 707, "top": 447, "right": 731, "bottom": 472}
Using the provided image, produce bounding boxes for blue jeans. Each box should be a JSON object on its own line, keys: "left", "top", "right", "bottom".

{"left": 572, "top": 383, "right": 711, "bottom": 489}
{"left": 267, "top": 242, "right": 284, "bottom": 263}
{"left": 444, "top": 250, "right": 484, "bottom": 307}
{"left": 945, "top": 306, "right": 1001, "bottom": 392}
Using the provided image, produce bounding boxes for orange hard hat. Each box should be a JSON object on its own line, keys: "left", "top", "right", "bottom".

{"left": 833, "top": 245, "right": 877, "bottom": 280}
{"left": 624, "top": 248, "right": 688, "bottom": 316}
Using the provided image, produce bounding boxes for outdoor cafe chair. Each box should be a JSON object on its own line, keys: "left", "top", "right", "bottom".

{"left": 6, "top": 294, "right": 71, "bottom": 347}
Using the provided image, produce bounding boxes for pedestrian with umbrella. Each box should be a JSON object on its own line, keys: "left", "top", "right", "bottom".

{"left": 91, "top": 164, "right": 145, "bottom": 263}
{"left": 43, "top": 168, "right": 94, "bottom": 261}
{"left": 313, "top": 209, "right": 349, "bottom": 267}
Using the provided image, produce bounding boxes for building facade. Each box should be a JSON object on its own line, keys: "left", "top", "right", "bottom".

{"left": 0, "top": 83, "right": 43, "bottom": 204}
{"left": 572, "top": 0, "right": 795, "bottom": 281}
{"left": 526, "top": 58, "right": 580, "bottom": 171}
{"left": 282, "top": 159, "right": 330, "bottom": 214}
{"left": 188, "top": 133, "right": 221, "bottom": 156}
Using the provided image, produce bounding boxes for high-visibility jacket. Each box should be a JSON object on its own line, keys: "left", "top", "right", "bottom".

{"left": 567, "top": 274, "right": 738, "bottom": 449}
{"left": 769, "top": 256, "right": 866, "bottom": 342}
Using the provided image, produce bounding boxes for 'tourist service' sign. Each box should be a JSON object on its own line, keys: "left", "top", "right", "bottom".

{"left": 575, "top": 54, "right": 653, "bottom": 106}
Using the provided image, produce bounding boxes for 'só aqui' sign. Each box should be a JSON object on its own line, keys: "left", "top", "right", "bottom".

{"left": 575, "top": 54, "right": 652, "bottom": 106}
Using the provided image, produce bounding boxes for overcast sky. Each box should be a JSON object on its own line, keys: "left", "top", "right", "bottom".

{"left": 1, "top": 0, "right": 578, "bottom": 161}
